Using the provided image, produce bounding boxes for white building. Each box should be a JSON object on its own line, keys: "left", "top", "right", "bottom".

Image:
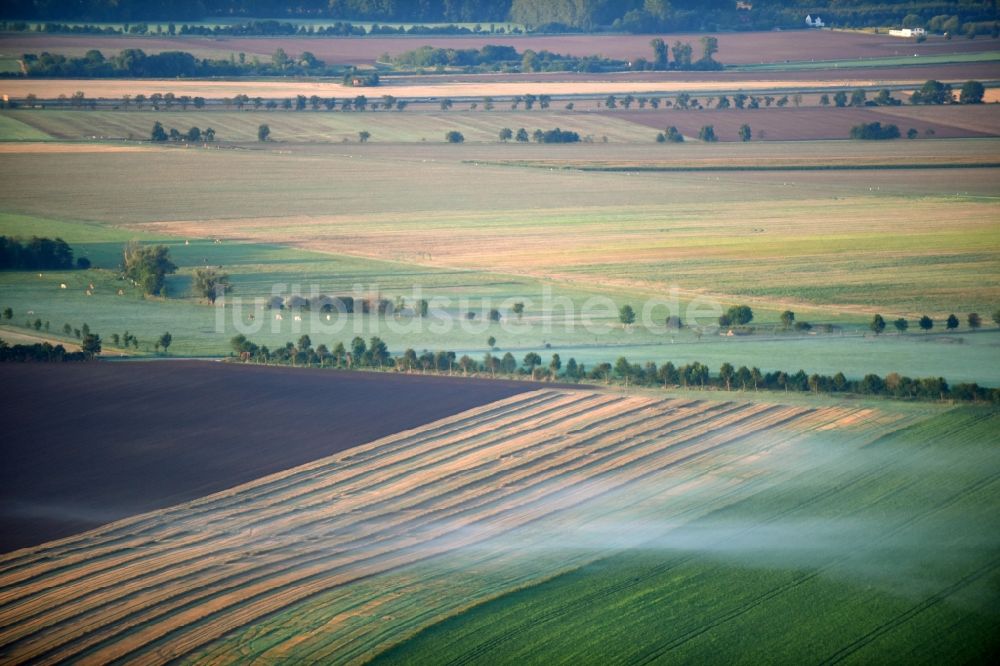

{"left": 889, "top": 28, "right": 926, "bottom": 37}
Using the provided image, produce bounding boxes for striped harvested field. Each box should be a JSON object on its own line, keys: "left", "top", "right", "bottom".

{"left": 0, "top": 389, "right": 912, "bottom": 664}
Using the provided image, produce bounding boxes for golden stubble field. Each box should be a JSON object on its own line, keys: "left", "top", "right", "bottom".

{"left": 0, "top": 388, "right": 912, "bottom": 664}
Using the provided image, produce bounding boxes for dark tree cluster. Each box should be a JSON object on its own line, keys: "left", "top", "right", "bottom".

{"left": 150, "top": 121, "right": 215, "bottom": 143}
{"left": 18, "top": 48, "right": 354, "bottom": 79}
{"left": 390, "top": 44, "right": 629, "bottom": 73}
{"left": 0, "top": 236, "right": 84, "bottom": 270}
{"left": 850, "top": 122, "right": 901, "bottom": 140}
{"left": 0, "top": 340, "right": 88, "bottom": 362}
{"left": 121, "top": 241, "right": 176, "bottom": 296}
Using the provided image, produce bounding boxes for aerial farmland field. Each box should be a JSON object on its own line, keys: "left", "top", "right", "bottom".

{"left": 0, "top": 381, "right": 996, "bottom": 663}
{"left": 1, "top": 4, "right": 999, "bottom": 664}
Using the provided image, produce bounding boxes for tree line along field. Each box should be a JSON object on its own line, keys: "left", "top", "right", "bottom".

{"left": 2, "top": 28, "right": 994, "bottom": 67}
{"left": 0, "top": 386, "right": 995, "bottom": 664}
{"left": 3, "top": 105, "right": 998, "bottom": 143}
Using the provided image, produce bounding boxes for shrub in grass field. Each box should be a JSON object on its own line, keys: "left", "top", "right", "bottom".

{"left": 850, "top": 122, "right": 900, "bottom": 140}
{"left": 445, "top": 131, "right": 465, "bottom": 143}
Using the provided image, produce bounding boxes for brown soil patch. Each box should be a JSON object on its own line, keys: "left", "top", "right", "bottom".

{"left": 0, "top": 361, "right": 544, "bottom": 553}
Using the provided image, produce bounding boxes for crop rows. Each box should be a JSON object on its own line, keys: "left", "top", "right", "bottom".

{"left": 0, "top": 390, "right": 895, "bottom": 663}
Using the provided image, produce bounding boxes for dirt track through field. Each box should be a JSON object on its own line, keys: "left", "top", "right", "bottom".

{"left": 0, "top": 387, "right": 896, "bottom": 664}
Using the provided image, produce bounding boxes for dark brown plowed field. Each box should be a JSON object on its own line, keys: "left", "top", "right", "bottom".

{"left": 0, "top": 361, "right": 543, "bottom": 553}
{"left": 1, "top": 30, "right": 995, "bottom": 65}
{"left": 611, "top": 104, "right": 1000, "bottom": 141}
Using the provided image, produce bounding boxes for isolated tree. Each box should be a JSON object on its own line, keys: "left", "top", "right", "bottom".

{"left": 515, "top": 128, "right": 529, "bottom": 142}
{"left": 445, "top": 130, "right": 465, "bottom": 143}
{"left": 650, "top": 38, "right": 668, "bottom": 70}
{"left": 698, "top": 125, "right": 717, "bottom": 142}
{"left": 719, "top": 362, "right": 735, "bottom": 391}
{"left": 911, "top": 80, "right": 953, "bottom": 105}
{"left": 257, "top": 124, "right": 270, "bottom": 142}
{"left": 204, "top": 127, "right": 216, "bottom": 141}
{"left": 358, "top": 130, "right": 371, "bottom": 143}
{"left": 919, "top": 315, "right": 934, "bottom": 332}
{"left": 523, "top": 352, "right": 541, "bottom": 372}
{"left": 960, "top": 80, "right": 985, "bottom": 104}
{"left": 967, "top": 312, "right": 981, "bottom": 329}
{"left": 185, "top": 126, "right": 201, "bottom": 142}
{"left": 819, "top": 93, "right": 830, "bottom": 106}
{"left": 499, "top": 127, "right": 513, "bottom": 142}
{"left": 664, "top": 126, "right": 684, "bottom": 142}
{"left": 549, "top": 353, "right": 561, "bottom": 375}
{"left": 700, "top": 36, "right": 719, "bottom": 62}
{"left": 870, "top": 314, "right": 886, "bottom": 335}
{"left": 417, "top": 298, "right": 429, "bottom": 317}
{"left": 192, "top": 267, "right": 232, "bottom": 304}
{"left": 719, "top": 304, "right": 753, "bottom": 327}
{"left": 150, "top": 121, "right": 168, "bottom": 142}
{"left": 81, "top": 333, "right": 102, "bottom": 358}
{"left": 738, "top": 124, "right": 752, "bottom": 142}
{"left": 619, "top": 304, "right": 636, "bottom": 326}
{"left": 894, "top": 317, "right": 909, "bottom": 333}
{"left": 122, "top": 241, "right": 176, "bottom": 296}
{"left": 487, "top": 335, "right": 496, "bottom": 349}
{"left": 780, "top": 310, "right": 795, "bottom": 329}
{"left": 158, "top": 331, "right": 172, "bottom": 352}
{"left": 512, "top": 302, "right": 525, "bottom": 319}
{"left": 368, "top": 336, "right": 389, "bottom": 367}
{"left": 946, "top": 313, "right": 959, "bottom": 330}
{"left": 833, "top": 91, "right": 848, "bottom": 107}
{"left": 440, "top": 98, "right": 453, "bottom": 111}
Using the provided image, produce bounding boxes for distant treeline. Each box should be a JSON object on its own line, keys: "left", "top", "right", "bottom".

{"left": 0, "top": 19, "right": 516, "bottom": 37}
{"left": 0, "top": 236, "right": 88, "bottom": 270}
{"left": 3, "top": 0, "right": 994, "bottom": 33}
{"left": 230, "top": 334, "right": 999, "bottom": 405}
{"left": 0, "top": 340, "right": 89, "bottom": 362}
{"left": 390, "top": 39, "right": 721, "bottom": 73}
{"left": 19, "top": 48, "right": 358, "bottom": 78}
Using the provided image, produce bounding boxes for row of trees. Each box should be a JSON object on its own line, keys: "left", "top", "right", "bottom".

{"left": 0, "top": 236, "right": 88, "bottom": 270}
{"left": 655, "top": 125, "right": 751, "bottom": 143}
{"left": 150, "top": 122, "right": 215, "bottom": 143}
{"left": 870, "top": 312, "right": 999, "bottom": 334}
{"left": 228, "top": 333, "right": 998, "bottom": 404}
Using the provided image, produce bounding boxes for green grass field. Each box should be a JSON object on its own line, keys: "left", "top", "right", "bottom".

{"left": 0, "top": 118, "right": 997, "bottom": 382}
{"left": 374, "top": 406, "right": 1000, "bottom": 665}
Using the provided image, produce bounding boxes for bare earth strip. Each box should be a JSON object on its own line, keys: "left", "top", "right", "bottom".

{"left": 0, "top": 76, "right": 941, "bottom": 101}
{"left": 0, "top": 389, "right": 910, "bottom": 664}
